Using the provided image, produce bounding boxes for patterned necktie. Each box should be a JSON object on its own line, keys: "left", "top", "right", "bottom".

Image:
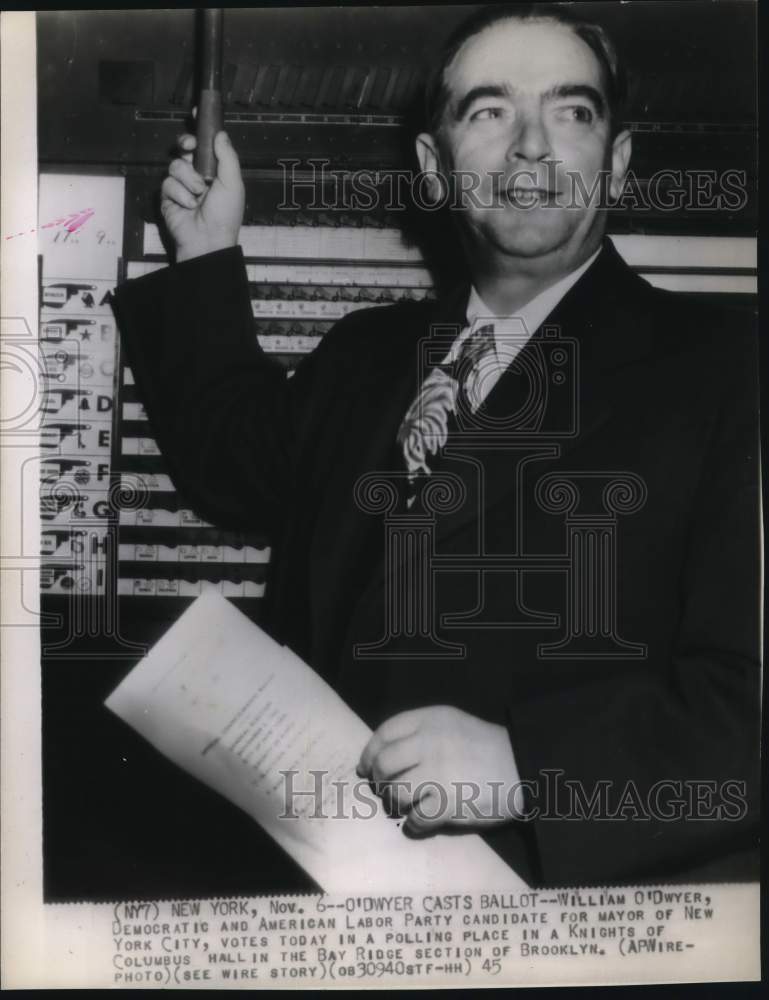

{"left": 397, "top": 322, "right": 498, "bottom": 496}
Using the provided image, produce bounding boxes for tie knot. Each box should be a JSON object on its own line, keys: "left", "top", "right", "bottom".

{"left": 448, "top": 321, "right": 499, "bottom": 406}
{"left": 459, "top": 321, "right": 496, "bottom": 365}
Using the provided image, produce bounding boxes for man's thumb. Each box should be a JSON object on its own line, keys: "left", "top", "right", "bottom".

{"left": 213, "top": 131, "right": 241, "bottom": 187}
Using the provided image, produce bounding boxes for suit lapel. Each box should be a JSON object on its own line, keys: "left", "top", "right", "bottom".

{"left": 328, "top": 281, "right": 470, "bottom": 491}
{"left": 309, "top": 286, "right": 470, "bottom": 666}
{"left": 430, "top": 238, "right": 656, "bottom": 545}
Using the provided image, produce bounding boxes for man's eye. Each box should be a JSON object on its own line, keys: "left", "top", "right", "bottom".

{"left": 470, "top": 107, "right": 504, "bottom": 122}
{"left": 556, "top": 105, "right": 594, "bottom": 124}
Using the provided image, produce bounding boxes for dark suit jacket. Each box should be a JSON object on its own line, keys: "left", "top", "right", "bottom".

{"left": 112, "top": 237, "right": 760, "bottom": 888}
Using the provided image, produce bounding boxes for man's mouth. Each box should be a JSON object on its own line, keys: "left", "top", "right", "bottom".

{"left": 504, "top": 187, "right": 558, "bottom": 206}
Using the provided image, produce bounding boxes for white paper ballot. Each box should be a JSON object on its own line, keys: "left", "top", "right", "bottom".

{"left": 105, "top": 591, "right": 528, "bottom": 894}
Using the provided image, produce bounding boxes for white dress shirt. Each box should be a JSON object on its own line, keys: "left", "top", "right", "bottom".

{"left": 447, "top": 248, "right": 601, "bottom": 410}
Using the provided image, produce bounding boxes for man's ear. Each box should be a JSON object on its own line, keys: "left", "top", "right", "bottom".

{"left": 608, "top": 128, "right": 632, "bottom": 202}
{"left": 415, "top": 132, "right": 446, "bottom": 205}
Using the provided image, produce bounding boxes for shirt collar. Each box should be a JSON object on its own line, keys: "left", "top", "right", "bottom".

{"left": 465, "top": 247, "right": 602, "bottom": 355}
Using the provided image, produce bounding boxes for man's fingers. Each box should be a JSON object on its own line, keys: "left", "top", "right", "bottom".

{"left": 403, "top": 789, "right": 449, "bottom": 835}
{"left": 161, "top": 175, "right": 200, "bottom": 211}
{"left": 357, "top": 736, "right": 379, "bottom": 778}
{"left": 176, "top": 133, "right": 197, "bottom": 165}
{"left": 370, "top": 734, "right": 422, "bottom": 783}
{"left": 212, "top": 131, "right": 243, "bottom": 190}
{"left": 358, "top": 709, "right": 424, "bottom": 776}
{"left": 380, "top": 780, "right": 416, "bottom": 816}
{"left": 168, "top": 157, "right": 207, "bottom": 196}
{"left": 373, "top": 708, "right": 426, "bottom": 746}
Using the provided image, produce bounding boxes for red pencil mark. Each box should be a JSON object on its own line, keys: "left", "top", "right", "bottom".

{"left": 3, "top": 208, "right": 94, "bottom": 240}
{"left": 66, "top": 208, "right": 95, "bottom": 233}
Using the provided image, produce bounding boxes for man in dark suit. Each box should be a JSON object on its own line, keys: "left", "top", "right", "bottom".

{"left": 112, "top": 3, "right": 759, "bottom": 887}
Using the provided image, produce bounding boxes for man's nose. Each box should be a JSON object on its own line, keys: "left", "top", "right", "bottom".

{"left": 506, "top": 112, "right": 550, "bottom": 163}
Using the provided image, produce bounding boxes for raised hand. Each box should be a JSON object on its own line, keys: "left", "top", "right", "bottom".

{"left": 161, "top": 130, "right": 245, "bottom": 263}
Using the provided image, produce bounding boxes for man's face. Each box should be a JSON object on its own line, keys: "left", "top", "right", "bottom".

{"left": 417, "top": 18, "right": 631, "bottom": 266}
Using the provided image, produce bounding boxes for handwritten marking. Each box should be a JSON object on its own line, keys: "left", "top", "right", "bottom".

{"left": 4, "top": 208, "right": 94, "bottom": 240}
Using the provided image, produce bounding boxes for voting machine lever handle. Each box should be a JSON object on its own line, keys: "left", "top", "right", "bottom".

{"left": 194, "top": 8, "right": 223, "bottom": 184}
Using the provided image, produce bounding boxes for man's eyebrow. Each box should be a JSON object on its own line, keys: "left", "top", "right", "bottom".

{"left": 542, "top": 84, "right": 606, "bottom": 118}
{"left": 452, "top": 84, "right": 512, "bottom": 123}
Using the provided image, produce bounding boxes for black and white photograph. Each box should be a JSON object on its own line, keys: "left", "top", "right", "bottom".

{"left": 0, "top": 1, "right": 762, "bottom": 989}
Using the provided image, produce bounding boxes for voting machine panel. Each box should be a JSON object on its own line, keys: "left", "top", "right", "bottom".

{"left": 35, "top": 1, "right": 757, "bottom": 641}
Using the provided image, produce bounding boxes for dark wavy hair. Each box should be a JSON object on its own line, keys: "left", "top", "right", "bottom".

{"left": 424, "top": 2, "right": 628, "bottom": 137}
